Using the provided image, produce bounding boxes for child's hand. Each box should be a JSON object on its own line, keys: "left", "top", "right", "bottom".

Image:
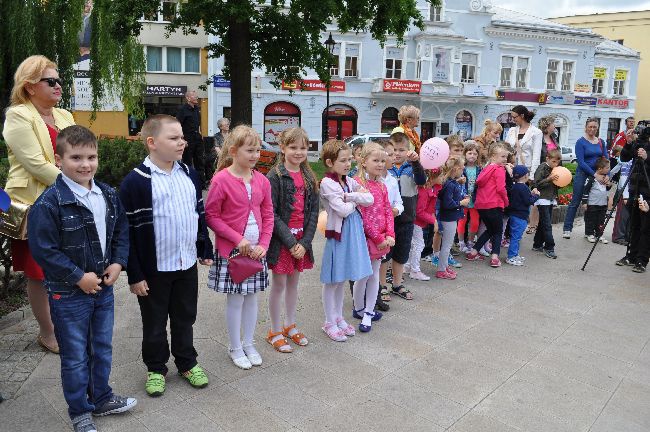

{"left": 129, "top": 280, "right": 149, "bottom": 296}
{"left": 237, "top": 238, "right": 252, "bottom": 256}
{"left": 392, "top": 207, "right": 399, "bottom": 217}
{"left": 640, "top": 199, "right": 649, "bottom": 213}
{"left": 457, "top": 176, "right": 466, "bottom": 184}
{"left": 531, "top": 188, "right": 540, "bottom": 195}
{"left": 385, "top": 236, "right": 395, "bottom": 247}
{"left": 460, "top": 197, "right": 470, "bottom": 207}
{"left": 291, "top": 244, "right": 306, "bottom": 259}
{"left": 250, "top": 245, "right": 266, "bottom": 260}
{"left": 78, "top": 272, "right": 102, "bottom": 295}
{"left": 407, "top": 150, "right": 419, "bottom": 162}
{"left": 548, "top": 174, "right": 559, "bottom": 181}
{"left": 199, "top": 258, "right": 213, "bottom": 266}
{"left": 377, "top": 239, "right": 390, "bottom": 250}
{"left": 102, "top": 263, "right": 122, "bottom": 287}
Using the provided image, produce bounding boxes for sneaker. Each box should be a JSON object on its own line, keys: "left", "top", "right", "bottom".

{"left": 532, "top": 246, "right": 544, "bottom": 252}
{"left": 450, "top": 245, "right": 461, "bottom": 256}
{"left": 420, "top": 254, "right": 432, "bottom": 262}
{"left": 72, "top": 414, "right": 97, "bottom": 432}
{"left": 544, "top": 249, "right": 558, "bottom": 259}
{"left": 465, "top": 251, "right": 483, "bottom": 261}
{"left": 448, "top": 255, "right": 463, "bottom": 268}
{"left": 501, "top": 239, "right": 510, "bottom": 248}
{"left": 616, "top": 256, "right": 633, "bottom": 266}
{"left": 479, "top": 246, "right": 491, "bottom": 257}
{"left": 587, "top": 235, "right": 596, "bottom": 243}
{"left": 436, "top": 269, "right": 456, "bottom": 280}
{"left": 490, "top": 257, "right": 502, "bottom": 268}
{"left": 145, "top": 372, "right": 165, "bottom": 397}
{"left": 431, "top": 255, "right": 439, "bottom": 267}
{"left": 92, "top": 394, "right": 137, "bottom": 416}
{"left": 632, "top": 263, "right": 647, "bottom": 273}
{"left": 506, "top": 257, "right": 523, "bottom": 266}
{"left": 180, "top": 365, "right": 209, "bottom": 388}
{"left": 599, "top": 237, "right": 609, "bottom": 244}
{"left": 515, "top": 255, "right": 526, "bottom": 261}
{"left": 563, "top": 231, "right": 571, "bottom": 239}
{"left": 444, "top": 266, "right": 457, "bottom": 277}
{"left": 409, "top": 271, "right": 431, "bottom": 281}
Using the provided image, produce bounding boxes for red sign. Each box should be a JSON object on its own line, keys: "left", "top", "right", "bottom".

{"left": 264, "top": 101, "right": 300, "bottom": 116}
{"left": 383, "top": 79, "right": 422, "bottom": 93}
{"left": 281, "top": 80, "right": 345, "bottom": 92}
{"left": 597, "top": 98, "right": 629, "bottom": 109}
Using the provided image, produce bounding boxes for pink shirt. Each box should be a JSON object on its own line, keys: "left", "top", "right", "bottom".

{"left": 474, "top": 164, "right": 509, "bottom": 210}
{"left": 206, "top": 169, "right": 274, "bottom": 258}
{"left": 288, "top": 171, "right": 305, "bottom": 229}
{"left": 354, "top": 177, "right": 395, "bottom": 247}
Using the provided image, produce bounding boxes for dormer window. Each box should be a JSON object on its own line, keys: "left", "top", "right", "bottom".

{"left": 430, "top": 5, "right": 443, "bottom": 22}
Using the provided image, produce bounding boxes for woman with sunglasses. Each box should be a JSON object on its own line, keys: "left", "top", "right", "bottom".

{"left": 3, "top": 55, "right": 75, "bottom": 354}
{"left": 562, "top": 118, "right": 609, "bottom": 239}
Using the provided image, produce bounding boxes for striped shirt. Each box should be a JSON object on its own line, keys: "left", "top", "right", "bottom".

{"left": 143, "top": 157, "right": 198, "bottom": 271}
{"left": 61, "top": 173, "right": 107, "bottom": 256}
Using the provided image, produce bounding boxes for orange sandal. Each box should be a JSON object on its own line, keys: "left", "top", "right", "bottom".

{"left": 266, "top": 330, "right": 293, "bottom": 353}
{"left": 283, "top": 323, "right": 308, "bottom": 346}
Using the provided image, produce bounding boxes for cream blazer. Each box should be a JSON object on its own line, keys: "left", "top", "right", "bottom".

{"left": 3, "top": 101, "right": 75, "bottom": 204}
{"left": 505, "top": 124, "right": 543, "bottom": 175}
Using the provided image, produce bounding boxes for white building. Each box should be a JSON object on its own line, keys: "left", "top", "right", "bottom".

{"left": 206, "top": 0, "right": 640, "bottom": 151}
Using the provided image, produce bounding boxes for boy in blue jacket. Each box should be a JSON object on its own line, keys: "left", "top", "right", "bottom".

{"left": 506, "top": 165, "right": 540, "bottom": 266}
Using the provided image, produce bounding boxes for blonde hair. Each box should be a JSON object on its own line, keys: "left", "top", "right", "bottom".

{"left": 355, "top": 142, "right": 386, "bottom": 186}
{"left": 10, "top": 55, "right": 58, "bottom": 106}
{"left": 488, "top": 141, "right": 509, "bottom": 159}
{"left": 446, "top": 135, "right": 464, "bottom": 151}
{"left": 424, "top": 168, "right": 444, "bottom": 188}
{"left": 441, "top": 156, "right": 465, "bottom": 181}
{"left": 397, "top": 105, "right": 420, "bottom": 124}
{"left": 216, "top": 125, "right": 261, "bottom": 171}
{"left": 479, "top": 119, "right": 503, "bottom": 143}
{"left": 320, "top": 139, "right": 350, "bottom": 170}
{"left": 275, "top": 127, "right": 318, "bottom": 193}
{"left": 538, "top": 115, "right": 555, "bottom": 133}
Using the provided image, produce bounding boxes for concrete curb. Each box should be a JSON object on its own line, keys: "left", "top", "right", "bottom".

{"left": 0, "top": 305, "right": 33, "bottom": 331}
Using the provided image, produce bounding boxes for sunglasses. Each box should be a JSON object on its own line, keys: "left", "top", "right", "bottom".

{"left": 39, "top": 77, "right": 63, "bottom": 87}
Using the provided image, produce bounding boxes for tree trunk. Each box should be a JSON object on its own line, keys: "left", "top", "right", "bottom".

{"left": 227, "top": 16, "right": 252, "bottom": 126}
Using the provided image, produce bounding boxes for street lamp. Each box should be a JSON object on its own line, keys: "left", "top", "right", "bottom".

{"left": 323, "top": 32, "right": 336, "bottom": 144}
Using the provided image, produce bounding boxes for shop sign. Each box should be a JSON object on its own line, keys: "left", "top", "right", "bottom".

{"left": 574, "top": 96, "right": 597, "bottom": 106}
{"left": 597, "top": 98, "right": 629, "bottom": 109}
{"left": 145, "top": 85, "right": 187, "bottom": 97}
{"left": 545, "top": 92, "right": 575, "bottom": 105}
{"left": 615, "top": 69, "right": 628, "bottom": 81}
{"left": 496, "top": 90, "right": 546, "bottom": 103}
{"left": 574, "top": 83, "right": 591, "bottom": 93}
{"left": 383, "top": 79, "right": 422, "bottom": 93}
{"left": 73, "top": 69, "right": 124, "bottom": 111}
{"left": 213, "top": 75, "right": 231, "bottom": 88}
{"left": 281, "top": 80, "right": 345, "bottom": 92}
{"left": 593, "top": 67, "right": 607, "bottom": 80}
{"left": 462, "top": 84, "right": 495, "bottom": 97}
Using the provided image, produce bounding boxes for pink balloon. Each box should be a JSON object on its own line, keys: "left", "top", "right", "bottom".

{"left": 552, "top": 166, "right": 572, "bottom": 187}
{"left": 420, "top": 138, "right": 450, "bottom": 169}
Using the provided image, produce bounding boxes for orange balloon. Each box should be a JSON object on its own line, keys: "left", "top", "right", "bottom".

{"left": 317, "top": 211, "right": 327, "bottom": 235}
{"left": 552, "top": 166, "right": 572, "bottom": 188}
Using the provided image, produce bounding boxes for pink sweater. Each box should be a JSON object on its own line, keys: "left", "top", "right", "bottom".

{"left": 206, "top": 169, "right": 274, "bottom": 258}
{"left": 415, "top": 184, "right": 441, "bottom": 228}
{"left": 320, "top": 174, "right": 373, "bottom": 240}
{"left": 474, "top": 163, "right": 509, "bottom": 210}
{"left": 354, "top": 177, "right": 395, "bottom": 248}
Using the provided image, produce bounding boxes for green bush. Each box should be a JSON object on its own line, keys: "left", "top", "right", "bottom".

{"left": 95, "top": 138, "right": 148, "bottom": 188}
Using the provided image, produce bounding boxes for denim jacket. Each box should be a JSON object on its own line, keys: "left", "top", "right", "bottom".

{"left": 28, "top": 174, "right": 129, "bottom": 294}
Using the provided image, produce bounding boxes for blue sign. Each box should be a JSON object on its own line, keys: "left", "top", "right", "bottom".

{"left": 574, "top": 96, "right": 597, "bottom": 106}
{"left": 213, "top": 75, "right": 231, "bottom": 88}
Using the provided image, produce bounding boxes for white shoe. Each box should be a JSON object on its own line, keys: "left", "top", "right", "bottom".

{"left": 479, "top": 247, "right": 490, "bottom": 257}
{"left": 409, "top": 271, "right": 431, "bottom": 281}
{"left": 242, "top": 344, "right": 263, "bottom": 366}
{"left": 563, "top": 231, "right": 571, "bottom": 239}
{"left": 599, "top": 237, "right": 609, "bottom": 244}
{"left": 515, "top": 255, "right": 526, "bottom": 261}
{"left": 587, "top": 235, "right": 597, "bottom": 243}
{"left": 506, "top": 257, "right": 523, "bottom": 266}
{"left": 230, "top": 348, "right": 252, "bottom": 370}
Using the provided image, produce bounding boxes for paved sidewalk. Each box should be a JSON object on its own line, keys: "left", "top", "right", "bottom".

{"left": 1, "top": 224, "right": 649, "bottom": 432}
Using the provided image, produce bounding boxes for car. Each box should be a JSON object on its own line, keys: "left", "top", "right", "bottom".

{"left": 561, "top": 146, "right": 576, "bottom": 164}
{"left": 344, "top": 133, "right": 391, "bottom": 149}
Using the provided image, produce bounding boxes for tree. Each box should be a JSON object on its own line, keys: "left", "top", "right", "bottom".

{"left": 168, "top": 0, "right": 434, "bottom": 126}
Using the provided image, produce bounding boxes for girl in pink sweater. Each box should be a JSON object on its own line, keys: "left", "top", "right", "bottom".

{"left": 466, "top": 142, "right": 510, "bottom": 268}
{"left": 205, "top": 125, "right": 274, "bottom": 370}
{"left": 353, "top": 142, "right": 395, "bottom": 332}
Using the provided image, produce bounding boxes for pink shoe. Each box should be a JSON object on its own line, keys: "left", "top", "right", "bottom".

{"left": 322, "top": 322, "right": 347, "bottom": 342}
{"left": 490, "top": 257, "right": 502, "bottom": 268}
{"left": 336, "top": 317, "right": 356, "bottom": 337}
{"left": 436, "top": 270, "right": 456, "bottom": 280}
{"left": 444, "top": 266, "right": 457, "bottom": 277}
{"left": 465, "top": 251, "right": 484, "bottom": 261}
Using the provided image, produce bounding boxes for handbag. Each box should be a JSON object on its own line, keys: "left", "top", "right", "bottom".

{"left": 227, "top": 253, "right": 263, "bottom": 284}
{"left": 0, "top": 201, "right": 30, "bottom": 240}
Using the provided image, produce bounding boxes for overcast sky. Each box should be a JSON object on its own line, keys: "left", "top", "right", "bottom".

{"left": 495, "top": 0, "right": 650, "bottom": 18}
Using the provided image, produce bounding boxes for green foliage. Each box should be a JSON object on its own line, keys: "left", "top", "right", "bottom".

{"left": 309, "top": 161, "right": 327, "bottom": 181}
{"left": 95, "top": 138, "right": 148, "bottom": 187}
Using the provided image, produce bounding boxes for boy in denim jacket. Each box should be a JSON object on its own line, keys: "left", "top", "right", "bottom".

{"left": 29, "top": 126, "right": 135, "bottom": 432}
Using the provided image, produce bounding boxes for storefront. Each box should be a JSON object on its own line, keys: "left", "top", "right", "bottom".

{"left": 263, "top": 101, "right": 301, "bottom": 144}
{"left": 322, "top": 104, "right": 358, "bottom": 141}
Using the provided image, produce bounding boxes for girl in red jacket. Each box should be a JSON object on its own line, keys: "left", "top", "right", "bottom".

{"left": 466, "top": 142, "right": 510, "bottom": 268}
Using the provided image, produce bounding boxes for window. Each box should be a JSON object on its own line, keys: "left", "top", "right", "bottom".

{"left": 500, "top": 56, "right": 513, "bottom": 87}
{"left": 416, "top": 59, "right": 422, "bottom": 79}
{"left": 546, "top": 59, "right": 573, "bottom": 91}
{"left": 500, "top": 55, "right": 529, "bottom": 88}
{"left": 145, "top": 46, "right": 201, "bottom": 73}
{"left": 546, "top": 60, "right": 559, "bottom": 90}
{"left": 592, "top": 67, "right": 606, "bottom": 94}
{"left": 385, "top": 47, "right": 404, "bottom": 79}
{"left": 461, "top": 53, "right": 477, "bottom": 84}
{"left": 345, "top": 44, "right": 359, "bottom": 77}
{"left": 430, "top": 5, "right": 442, "bottom": 22}
{"left": 142, "top": 1, "right": 177, "bottom": 22}
{"left": 613, "top": 69, "right": 627, "bottom": 96}
{"left": 561, "top": 61, "right": 574, "bottom": 91}
{"left": 607, "top": 118, "right": 621, "bottom": 145}
{"left": 516, "top": 57, "right": 529, "bottom": 88}
{"left": 161, "top": 1, "right": 176, "bottom": 21}
{"left": 329, "top": 43, "right": 341, "bottom": 76}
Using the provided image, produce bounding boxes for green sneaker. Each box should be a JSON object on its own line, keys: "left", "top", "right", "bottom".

{"left": 180, "top": 365, "right": 209, "bottom": 388}
{"left": 145, "top": 372, "right": 165, "bottom": 397}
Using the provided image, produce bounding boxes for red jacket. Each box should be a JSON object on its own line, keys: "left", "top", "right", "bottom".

{"left": 415, "top": 184, "right": 441, "bottom": 228}
{"left": 474, "top": 164, "right": 509, "bottom": 210}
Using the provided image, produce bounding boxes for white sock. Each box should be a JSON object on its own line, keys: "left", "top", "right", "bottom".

{"left": 364, "top": 260, "right": 381, "bottom": 315}
{"left": 322, "top": 283, "right": 338, "bottom": 324}
{"left": 352, "top": 276, "right": 368, "bottom": 313}
{"left": 242, "top": 293, "right": 258, "bottom": 347}
{"left": 226, "top": 294, "right": 245, "bottom": 358}
{"left": 334, "top": 282, "right": 345, "bottom": 321}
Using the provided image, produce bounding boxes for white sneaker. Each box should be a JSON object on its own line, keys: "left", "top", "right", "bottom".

{"left": 587, "top": 235, "right": 597, "bottom": 243}
{"left": 409, "top": 271, "right": 431, "bottom": 281}
{"left": 563, "top": 231, "right": 571, "bottom": 239}
{"left": 506, "top": 257, "right": 523, "bottom": 266}
{"left": 515, "top": 255, "right": 526, "bottom": 261}
{"left": 599, "top": 237, "right": 609, "bottom": 244}
{"left": 242, "top": 344, "right": 263, "bottom": 366}
{"left": 420, "top": 254, "right": 432, "bottom": 262}
{"left": 479, "top": 247, "right": 490, "bottom": 257}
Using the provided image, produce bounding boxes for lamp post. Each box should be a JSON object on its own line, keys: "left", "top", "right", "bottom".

{"left": 323, "top": 32, "right": 336, "bottom": 144}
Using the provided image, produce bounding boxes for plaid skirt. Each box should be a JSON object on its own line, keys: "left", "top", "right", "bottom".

{"left": 207, "top": 249, "right": 269, "bottom": 295}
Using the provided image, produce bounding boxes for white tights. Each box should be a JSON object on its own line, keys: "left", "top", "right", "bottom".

{"left": 353, "top": 259, "right": 381, "bottom": 326}
{"left": 268, "top": 272, "right": 300, "bottom": 333}
{"left": 226, "top": 293, "right": 258, "bottom": 356}
{"left": 322, "top": 282, "right": 346, "bottom": 324}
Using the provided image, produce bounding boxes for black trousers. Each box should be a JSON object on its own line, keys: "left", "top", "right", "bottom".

{"left": 475, "top": 208, "right": 504, "bottom": 256}
{"left": 533, "top": 205, "right": 555, "bottom": 251}
{"left": 584, "top": 205, "right": 607, "bottom": 237}
{"left": 138, "top": 264, "right": 199, "bottom": 375}
{"left": 613, "top": 198, "right": 630, "bottom": 242}
{"left": 627, "top": 201, "right": 650, "bottom": 266}
{"left": 182, "top": 140, "right": 206, "bottom": 185}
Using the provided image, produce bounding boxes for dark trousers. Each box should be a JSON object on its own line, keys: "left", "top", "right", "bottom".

{"left": 475, "top": 208, "right": 504, "bottom": 255}
{"left": 421, "top": 224, "right": 434, "bottom": 257}
{"left": 584, "top": 204, "right": 607, "bottom": 237}
{"left": 613, "top": 197, "right": 630, "bottom": 242}
{"left": 627, "top": 201, "right": 650, "bottom": 266}
{"left": 533, "top": 205, "right": 555, "bottom": 252}
{"left": 182, "top": 140, "right": 206, "bottom": 185}
{"left": 138, "top": 264, "right": 199, "bottom": 375}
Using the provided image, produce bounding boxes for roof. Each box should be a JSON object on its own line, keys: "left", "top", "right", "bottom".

{"left": 489, "top": 6, "right": 596, "bottom": 37}
{"left": 596, "top": 38, "right": 640, "bottom": 58}
{"left": 414, "top": 25, "right": 465, "bottom": 40}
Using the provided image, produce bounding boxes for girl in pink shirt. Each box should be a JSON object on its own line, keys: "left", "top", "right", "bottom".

{"left": 353, "top": 142, "right": 395, "bottom": 332}
{"left": 205, "top": 125, "right": 274, "bottom": 370}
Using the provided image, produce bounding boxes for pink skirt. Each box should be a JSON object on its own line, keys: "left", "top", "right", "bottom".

{"left": 269, "top": 231, "right": 314, "bottom": 275}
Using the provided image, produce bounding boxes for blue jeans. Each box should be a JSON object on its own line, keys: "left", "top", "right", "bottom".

{"left": 507, "top": 216, "right": 528, "bottom": 259}
{"left": 49, "top": 287, "right": 114, "bottom": 419}
{"left": 563, "top": 169, "right": 587, "bottom": 232}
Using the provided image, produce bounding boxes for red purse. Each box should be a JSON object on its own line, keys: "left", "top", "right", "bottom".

{"left": 228, "top": 254, "right": 264, "bottom": 283}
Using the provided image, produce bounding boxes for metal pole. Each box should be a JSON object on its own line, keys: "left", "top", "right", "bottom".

{"left": 325, "top": 84, "right": 330, "bottom": 143}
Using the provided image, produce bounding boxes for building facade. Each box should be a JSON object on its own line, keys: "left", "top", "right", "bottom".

{"left": 554, "top": 10, "right": 650, "bottom": 122}
{"left": 206, "top": 0, "right": 639, "bottom": 151}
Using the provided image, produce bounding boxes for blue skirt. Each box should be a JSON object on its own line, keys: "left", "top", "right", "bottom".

{"left": 320, "top": 210, "right": 372, "bottom": 284}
